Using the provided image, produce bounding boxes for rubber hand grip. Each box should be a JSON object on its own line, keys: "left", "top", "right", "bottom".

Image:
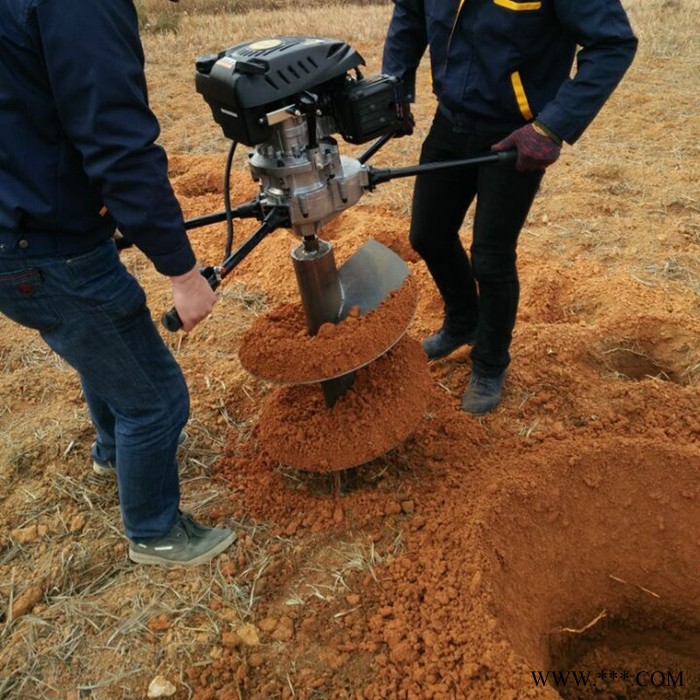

{"left": 161, "top": 266, "right": 220, "bottom": 333}
{"left": 162, "top": 307, "right": 183, "bottom": 332}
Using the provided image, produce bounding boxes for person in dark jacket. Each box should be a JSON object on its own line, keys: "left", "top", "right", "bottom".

{"left": 382, "top": 0, "right": 637, "bottom": 414}
{"left": 0, "top": 0, "right": 236, "bottom": 566}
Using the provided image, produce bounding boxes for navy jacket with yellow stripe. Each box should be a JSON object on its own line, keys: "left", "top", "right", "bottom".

{"left": 382, "top": 0, "right": 638, "bottom": 144}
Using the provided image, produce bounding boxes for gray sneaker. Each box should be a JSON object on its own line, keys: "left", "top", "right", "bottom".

{"left": 129, "top": 512, "right": 237, "bottom": 567}
{"left": 92, "top": 430, "right": 188, "bottom": 476}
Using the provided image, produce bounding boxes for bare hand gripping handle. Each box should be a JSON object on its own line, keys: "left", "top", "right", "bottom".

{"left": 161, "top": 266, "right": 221, "bottom": 332}
{"left": 161, "top": 208, "right": 286, "bottom": 332}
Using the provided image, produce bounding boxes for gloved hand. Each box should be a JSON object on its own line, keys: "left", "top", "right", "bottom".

{"left": 394, "top": 106, "right": 415, "bottom": 138}
{"left": 492, "top": 122, "right": 561, "bottom": 172}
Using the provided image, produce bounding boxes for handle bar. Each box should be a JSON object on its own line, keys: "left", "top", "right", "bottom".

{"left": 368, "top": 149, "right": 517, "bottom": 188}
{"left": 161, "top": 207, "right": 287, "bottom": 332}
{"left": 160, "top": 150, "right": 516, "bottom": 331}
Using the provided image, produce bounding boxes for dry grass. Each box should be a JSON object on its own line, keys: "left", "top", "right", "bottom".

{"left": 1, "top": 1, "right": 699, "bottom": 697}
{"left": 141, "top": 0, "right": 389, "bottom": 15}
{"left": 624, "top": 0, "right": 699, "bottom": 57}
{"left": 142, "top": 1, "right": 394, "bottom": 49}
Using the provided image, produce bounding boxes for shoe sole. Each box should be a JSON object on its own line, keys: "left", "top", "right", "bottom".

{"left": 92, "top": 461, "right": 116, "bottom": 476}
{"left": 462, "top": 402, "right": 499, "bottom": 415}
{"left": 128, "top": 530, "right": 237, "bottom": 568}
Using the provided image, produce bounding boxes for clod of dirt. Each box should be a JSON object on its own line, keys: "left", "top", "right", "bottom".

{"left": 238, "top": 277, "right": 417, "bottom": 384}
{"left": 9, "top": 584, "right": 44, "bottom": 620}
{"left": 255, "top": 336, "right": 431, "bottom": 471}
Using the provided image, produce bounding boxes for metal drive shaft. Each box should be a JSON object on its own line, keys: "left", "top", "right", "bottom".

{"left": 291, "top": 235, "right": 355, "bottom": 408}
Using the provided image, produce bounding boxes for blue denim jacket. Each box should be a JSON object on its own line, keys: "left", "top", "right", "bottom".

{"left": 0, "top": 0, "right": 195, "bottom": 276}
{"left": 382, "top": 0, "right": 638, "bottom": 144}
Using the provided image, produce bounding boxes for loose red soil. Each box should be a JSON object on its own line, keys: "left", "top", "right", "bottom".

{"left": 1, "top": 14, "right": 699, "bottom": 700}
{"left": 239, "top": 278, "right": 417, "bottom": 384}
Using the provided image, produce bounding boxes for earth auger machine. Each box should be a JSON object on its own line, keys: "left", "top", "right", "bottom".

{"left": 153, "top": 37, "right": 515, "bottom": 486}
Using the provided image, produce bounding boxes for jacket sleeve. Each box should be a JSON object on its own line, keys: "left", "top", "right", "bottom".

{"left": 537, "top": 0, "right": 638, "bottom": 144}
{"left": 33, "top": 0, "right": 196, "bottom": 276}
{"left": 381, "top": 0, "right": 427, "bottom": 102}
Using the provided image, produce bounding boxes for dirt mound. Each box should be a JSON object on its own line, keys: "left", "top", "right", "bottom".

{"left": 2, "top": 8, "right": 700, "bottom": 699}
{"left": 239, "top": 277, "right": 418, "bottom": 384}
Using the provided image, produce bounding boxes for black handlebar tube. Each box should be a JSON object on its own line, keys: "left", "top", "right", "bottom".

{"left": 113, "top": 200, "right": 264, "bottom": 253}
{"left": 367, "top": 149, "right": 517, "bottom": 189}
{"left": 161, "top": 206, "right": 288, "bottom": 332}
{"left": 358, "top": 132, "right": 394, "bottom": 165}
{"left": 183, "top": 199, "right": 264, "bottom": 231}
{"left": 160, "top": 150, "right": 516, "bottom": 331}
{"left": 217, "top": 206, "right": 289, "bottom": 278}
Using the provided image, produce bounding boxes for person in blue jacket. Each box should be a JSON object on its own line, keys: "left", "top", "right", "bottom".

{"left": 383, "top": 0, "right": 637, "bottom": 414}
{"left": 0, "top": 0, "right": 237, "bottom": 566}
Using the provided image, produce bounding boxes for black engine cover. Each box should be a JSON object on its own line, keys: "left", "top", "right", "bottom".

{"left": 195, "top": 37, "right": 365, "bottom": 145}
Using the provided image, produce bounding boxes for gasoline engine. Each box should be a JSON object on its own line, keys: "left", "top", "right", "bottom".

{"left": 196, "top": 37, "right": 411, "bottom": 234}
{"left": 159, "top": 37, "right": 514, "bottom": 475}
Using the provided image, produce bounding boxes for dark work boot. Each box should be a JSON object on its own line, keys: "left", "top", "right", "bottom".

{"left": 422, "top": 320, "right": 476, "bottom": 361}
{"left": 461, "top": 370, "right": 506, "bottom": 415}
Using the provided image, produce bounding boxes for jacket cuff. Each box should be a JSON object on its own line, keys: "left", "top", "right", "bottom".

{"left": 536, "top": 104, "right": 584, "bottom": 145}
{"left": 533, "top": 120, "right": 563, "bottom": 146}
{"left": 147, "top": 241, "right": 197, "bottom": 277}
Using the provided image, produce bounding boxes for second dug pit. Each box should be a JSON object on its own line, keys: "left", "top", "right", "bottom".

{"left": 481, "top": 437, "right": 700, "bottom": 698}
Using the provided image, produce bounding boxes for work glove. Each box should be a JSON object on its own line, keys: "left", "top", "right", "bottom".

{"left": 492, "top": 122, "right": 561, "bottom": 172}
{"left": 394, "top": 106, "right": 415, "bottom": 138}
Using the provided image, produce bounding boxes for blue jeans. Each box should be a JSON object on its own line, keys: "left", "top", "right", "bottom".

{"left": 410, "top": 109, "right": 544, "bottom": 376}
{"left": 0, "top": 238, "right": 188, "bottom": 540}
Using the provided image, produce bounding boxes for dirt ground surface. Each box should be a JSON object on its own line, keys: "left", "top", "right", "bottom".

{"left": 1, "top": 5, "right": 699, "bottom": 700}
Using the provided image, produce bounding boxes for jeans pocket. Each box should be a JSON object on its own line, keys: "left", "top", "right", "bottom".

{"left": 0, "top": 267, "right": 62, "bottom": 332}
{"left": 66, "top": 240, "right": 118, "bottom": 289}
{"left": 66, "top": 240, "right": 147, "bottom": 317}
